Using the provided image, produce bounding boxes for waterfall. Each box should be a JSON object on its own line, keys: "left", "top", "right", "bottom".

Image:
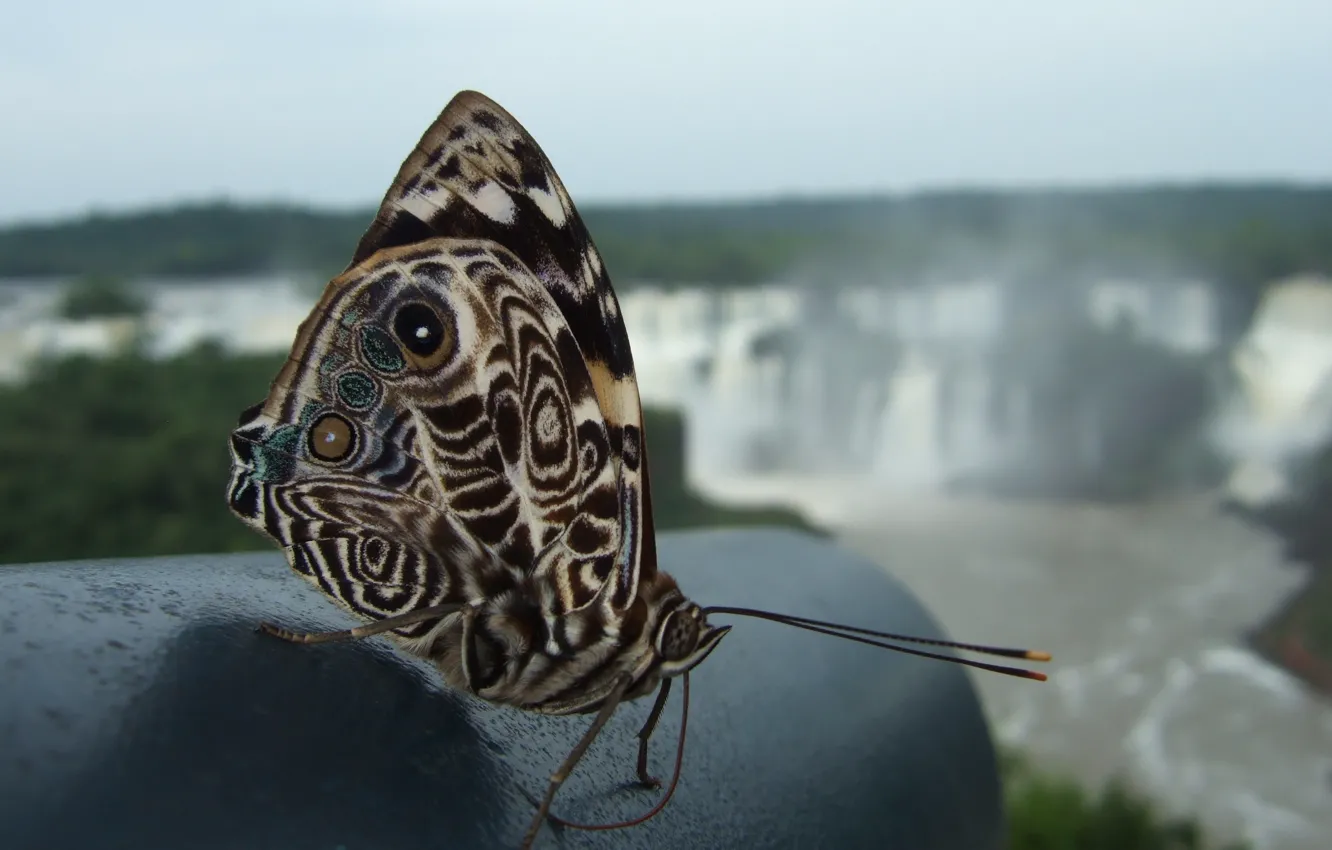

{"left": 616, "top": 275, "right": 1225, "bottom": 505}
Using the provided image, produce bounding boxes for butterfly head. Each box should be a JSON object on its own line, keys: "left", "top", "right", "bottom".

{"left": 651, "top": 598, "right": 731, "bottom": 681}
{"left": 582, "top": 590, "right": 731, "bottom": 710}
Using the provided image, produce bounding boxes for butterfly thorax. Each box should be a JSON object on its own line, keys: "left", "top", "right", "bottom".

{"left": 407, "top": 567, "right": 728, "bottom": 716}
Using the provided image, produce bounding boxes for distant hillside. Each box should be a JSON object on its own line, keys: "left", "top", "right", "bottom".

{"left": 2, "top": 186, "right": 1330, "bottom": 297}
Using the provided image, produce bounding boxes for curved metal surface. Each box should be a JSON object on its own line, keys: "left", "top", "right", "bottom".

{"left": 0, "top": 528, "right": 1003, "bottom": 850}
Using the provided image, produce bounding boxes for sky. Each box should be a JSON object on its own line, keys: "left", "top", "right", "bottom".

{"left": 3, "top": 0, "right": 1331, "bottom": 224}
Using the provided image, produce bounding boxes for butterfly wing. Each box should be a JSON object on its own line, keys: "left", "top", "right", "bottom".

{"left": 227, "top": 92, "right": 653, "bottom": 645}
{"left": 349, "top": 90, "right": 654, "bottom": 612}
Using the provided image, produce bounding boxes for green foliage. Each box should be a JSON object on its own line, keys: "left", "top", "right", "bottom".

{"left": 0, "top": 349, "right": 811, "bottom": 566}
{"left": 1002, "top": 751, "right": 1250, "bottom": 850}
{"left": 1246, "top": 440, "right": 1332, "bottom": 664}
{"left": 0, "top": 347, "right": 281, "bottom": 563}
{"left": 58, "top": 273, "right": 147, "bottom": 320}
{"left": 641, "top": 407, "right": 820, "bottom": 534}
{"left": 3, "top": 188, "right": 1331, "bottom": 301}
{"left": 1308, "top": 573, "right": 1332, "bottom": 658}
{"left": 1, "top": 202, "right": 368, "bottom": 279}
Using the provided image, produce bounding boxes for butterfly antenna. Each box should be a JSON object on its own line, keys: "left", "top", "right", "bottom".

{"left": 703, "top": 606, "right": 1051, "bottom": 681}
{"left": 546, "top": 673, "right": 691, "bottom": 833}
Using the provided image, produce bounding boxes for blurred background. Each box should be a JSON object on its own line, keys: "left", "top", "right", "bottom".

{"left": 3, "top": 2, "right": 1331, "bottom": 848}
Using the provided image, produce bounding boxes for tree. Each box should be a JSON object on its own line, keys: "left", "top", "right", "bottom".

{"left": 58, "top": 274, "right": 148, "bottom": 320}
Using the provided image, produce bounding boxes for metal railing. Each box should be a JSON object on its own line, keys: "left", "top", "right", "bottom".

{"left": 0, "top": 528, "right": 1003, "bottom": 850}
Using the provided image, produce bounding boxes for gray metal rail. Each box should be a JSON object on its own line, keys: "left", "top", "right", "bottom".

{"left": 0, "top": 528, "right": 1003, "bottom": 849}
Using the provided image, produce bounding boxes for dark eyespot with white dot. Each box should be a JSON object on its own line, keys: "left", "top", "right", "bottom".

{"left": 307, "top": 413, "right": 356, "bottom": 463}
{"left": 393, "top": 303, "right": 446, "bottom": 358}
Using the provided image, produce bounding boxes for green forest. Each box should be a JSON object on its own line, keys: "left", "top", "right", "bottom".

{"left": 4, "top": 185, "right": 1331, "bottom": 300}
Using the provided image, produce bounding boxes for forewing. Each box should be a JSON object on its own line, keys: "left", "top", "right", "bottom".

{"left": 350, "top": 90, "right": 653, "bottom": 609}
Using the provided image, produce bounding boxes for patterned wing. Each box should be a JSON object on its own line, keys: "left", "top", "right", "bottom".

{"left": 227, "top": 92, "right": 653, "bottom": 639}
{"left": 350, "top": 91, "right": 654, "bottom": 610}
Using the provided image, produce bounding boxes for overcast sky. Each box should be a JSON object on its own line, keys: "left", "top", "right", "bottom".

{"left": 3, "top": 0, "right": 1330, "bottom": 223}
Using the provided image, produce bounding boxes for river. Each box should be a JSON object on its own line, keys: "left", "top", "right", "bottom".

{"left": 697, "top": 475, "right": 1332, "bottom": 850}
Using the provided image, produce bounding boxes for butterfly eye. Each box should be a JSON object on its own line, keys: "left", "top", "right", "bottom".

{"left": 656, "top": 607, "right": 701, "bottom": 662}
{"left": 393, "top": 302, "right": 448, "bottom": 359}
{"left": 307, "top": 413, "right": 357, "bottom": 462}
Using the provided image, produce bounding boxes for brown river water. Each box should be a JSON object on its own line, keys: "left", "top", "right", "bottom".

{"left": 698, "top": 475, "right": 1332, "bottom": 850}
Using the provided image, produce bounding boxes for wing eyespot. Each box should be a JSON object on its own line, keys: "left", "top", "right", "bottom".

{"left": 335, "top": 370, "right": 380, "bottom": 411}
{"left": 358, "top": 325, "right": 407, "bottom": 374}
{"left": 307, "top": 412, "right": 358, "bottom": 463}
{"left": 393, "top": 302, "right": 449, "bottom": 363}
{"left": 396, "top": 306, "right": 441, "bottom": 351}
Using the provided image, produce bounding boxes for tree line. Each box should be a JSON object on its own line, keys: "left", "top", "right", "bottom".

{"left": 2, "top": 185, "right": 1329, "bottom": 296}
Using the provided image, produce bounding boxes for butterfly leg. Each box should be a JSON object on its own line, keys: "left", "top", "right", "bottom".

{"left": 634, "top": 678, "right": 672, "bottom": 788}
{"left": 256, "top": 602, "right": 464, "bottom": 644}
{"left": 521, "top": 673, "right": 633, "bottom": 850}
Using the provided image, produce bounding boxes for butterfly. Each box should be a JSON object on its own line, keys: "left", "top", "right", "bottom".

{"left": 226, "top": 90, "right": 1051, "bottom": 849}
